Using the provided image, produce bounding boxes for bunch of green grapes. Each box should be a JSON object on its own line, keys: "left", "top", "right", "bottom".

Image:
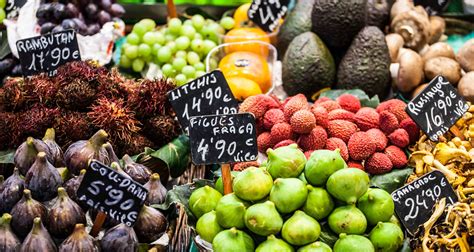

{"left": 0, "top": 0, "right": 6, "bottom": 24}
{"left": 120, "top": 15, "right": 235, "bottom": 86}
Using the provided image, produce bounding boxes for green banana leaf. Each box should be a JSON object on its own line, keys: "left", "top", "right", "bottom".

{"left": 370, "top": 167, "right": 413, "bottom": 193}
{"left": 149, "top": 134, "right": 191, "bottom": 178}
{"left": 320, "top": 89, "right": 380, "bottom": 108}
{"left": 0, "top": 150, "right": 15, "bottom": 164}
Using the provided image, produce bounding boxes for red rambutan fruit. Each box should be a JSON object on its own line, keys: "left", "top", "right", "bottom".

{"left": 143, "top": 115, "right": 181, "bottom": 147}
{"left": 19, "top": 104, "right": 60, "bottom": 138}
{"left": 127, "top": 78, "right": 176, "bottom": 119}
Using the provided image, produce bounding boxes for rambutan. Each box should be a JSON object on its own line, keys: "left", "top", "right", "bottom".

{"left": 365, "top": 153, "right": 393, "bottom": 175}
{"left": 348, "top": 132, "right": 376, "bottom": 161}
{"left": 325, "top": 137, "right": 349, "bottom": 161}
{"left": 336, "top": 94, "right": 361, "bottom": 113}
{"left": 298, "top": 126, "right": 327, "bottom": 151}
{"left": 283, "top": 94, "right": 309, "bottom": 120}
{"left": 128, "top": 78, "right": 177, "bottom": 119}
{"left": 327, "top": 120, "right": 358, "bottom": 143}
{"left": 257, "top": 132, "right": 273, "bottom": 153}
{"left": 96, "top": 67, "right": 128, "bottom": 100}
{"left": 400, "top": 118, "right": 420, "bottom": 144}
{"left": 388, "top": 129, "right": 410, "bottom": 148}
{"left": 271, "top": 122, "right": 293, "bottom": 143}
{"left": 54, "top": 111, "right": 96, "bottom": 149}
{"left": 366, "top": 128, "right": 388, "bottom": 151}
{"left": 143, "top": 115, "right": 181, "bottom": 147}
{"left": 1, "top": 77, "right": 35, "bottom": 111}
{"left": 56, "top": 79, "right": 97, "bottom": 111}
{"left": 354, "top": 107, "right": 380, "bottom": 131}
{"left": 274, "top": 139, "right": 296, "bottom": 149}
{"left": 384, "top": 145, "right": 408, "bottom": 169}
{"left": 88, "top": 98, "right": 141, "bottom": 146}
{"left": 379, "top": 111, "right": 399, "bottom": 134}
{"left": 290, "top": 110, "right": 316, "bottom": 134}
{"left": 328, "top": 109, "right": 355, "bottom": 122}
{"left": 29, "top": 74, "right": 59, "bottom": 105}
{"left": 19, "top": 104, "right": 60, "bottom": 139}
{"left": 0, "top": 112, "right": 17, "bottom": 148}
{"left": 310, "top": 106, "right": 329, "bottom": 129}
{"left": 317, "top": 100, "right": 341, "bottom": 112}
{"left": 263, "top": 108, "right": 286, "bottom": 130}
{"left": 55, "top": 61, "right": 100, "bottom": 82}
{"left": 121, "top": 133, "right": 155, "bottom": 155}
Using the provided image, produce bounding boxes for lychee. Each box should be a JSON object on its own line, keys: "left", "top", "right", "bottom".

{"left": 379, "top": 111, "right": 399, "bottom": 134}
{"left": 233, "top": 161, "right": 260, "bottom": 171}
{"left": 274, "top": 139, "right": 296, "bottom": 149}
{"left": 336, "top": 94, "right": 361, "bottom": 113}
{"left": 327, "top": 120, "right": 358, "bottom": 143}
{"left": 311, "top": 106, "right": 329, "bottom": 129}
{"left": 384, "top": 145, "right": 408, "bottom": 169}
{"left": 325, "top": 137, "right": 349, "bottom": 161}
{"left": 377, "top": 99, "right": 409, "bottom": 122}
{"left": 304, "top": 150, "right": 314, "bottom": 159}
{"left": 400, "top": 118, "right": 420, "bottom": 144}
{"left": 318, "top": 100, "right": 341, "bottom": 112}
{"left": 348, "top": 161, "right": 364, "bottom": 170}
{"left": 365, "top": 153, "right": 393, "bottom": 175}
{"left": 239, "top": 94, "right": 280, "bottom": 119}
{"left": 366, "top": 128, "right": 388, "bottom": 151}
{"left": 290, "top": 110, "right": 316, "bottom": 134}
{"left": 348, "top": 132, "right": 377, "bottom": 161}
{"left": 354, "top": 107, "right": 380, "bottom": 131}
{"left": 297, "top": 126, "right": 327, "bottom": 151}
{"left": 257, "top": 132, "right": 273, "bottom": 153}
{"left": 388, "top": 129, "right": 410, "bottom": 148}
{"left": 271, "top": 122, "right": 293, "bottom": 143}
{"left": 314, "top": 96, "right": 332, "bottom": 104}
{"left": 328, "top": 109, "right": 355, "bottom": 122}
{"left": 263, "top": 108, "right": 286, "bottom": 130}
{"left": 283, "top": 94, "right": 309, "bottom": 120}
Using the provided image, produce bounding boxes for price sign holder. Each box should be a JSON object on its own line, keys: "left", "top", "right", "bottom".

{"left": 247, "top": 0, "right": 290, "bottom": 32}
{"left": 167, "top": 70, "right": 239, "bottom": 131}
{"left": 188, "top": 113, "right": 258, "bottom": 194}
{"left": 16, "top": 29, "right": 81, "bottom": 77}
{"left": 406, "top": 75, "right": 469, "bottom": 142}
{"left": 391, "top": 171, "right": 457, "bottom": 235}
{"left": 77, "top": 160, "right": 148, "bottom": 236}
{"left": 414, "top": 0, "right": 451, "bottom": 15}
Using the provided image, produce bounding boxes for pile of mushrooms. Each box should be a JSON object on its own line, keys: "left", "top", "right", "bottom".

{"left": 386, "top": 0, "right": 474, "bottom": 101}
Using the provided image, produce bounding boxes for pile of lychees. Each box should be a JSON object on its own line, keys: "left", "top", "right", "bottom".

{"left": 239, "top": 93, "right": 420, "bottom": 175}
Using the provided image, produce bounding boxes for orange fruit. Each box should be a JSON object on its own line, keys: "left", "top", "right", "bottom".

{"left": 224, "top": 27, "right": 271, "bottom": 56}
{"left": 233, "top": 3, "right": 251, "bottom": 28}
{"left": 219, "top": 51, "right": 272, "bottom": 93}
{"left": 227, "top": 76, "right": 262, "bottom": 101}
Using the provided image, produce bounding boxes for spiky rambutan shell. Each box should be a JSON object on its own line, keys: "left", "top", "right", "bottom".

{"left": 18, "top": 104, "right": 59, "bottom": 139}
{"left": 120, "top": 133, "right": 155, "bottom": 155}
{"left": 54, "top": 111, "right": 97, "bottom": 149}
{"left": 143, "top": 115, "right": 181, "bottom": 147}
{"left": 29, "top": 73, "right": 59, "bottom": 105}
{"left": 127, "top": 78, "right": 175, "bottom": 119}
{"left": 88, "top": 98, "right": 141, "bottom": 146}
{"left": 56, "top": 79, "right": 97, "bottom": 111}
{"left": 55, "top": 61, "right": 100, "bottom": 82}
{"left": 0, "top": 112, "right": 17, "bottom": 149}
{"left": 96, "top": 67, "right": 129, "bottom": 100}
{"left": 1, "top": 77, "right": 35, "bottom": 111}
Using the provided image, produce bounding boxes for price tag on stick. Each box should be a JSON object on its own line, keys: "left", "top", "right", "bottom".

{"left": 406, "top": 75, "right": 469, "bottom": 142}
{"left": 77, "top": 160, "right": 148, "bottom": 236}
{"left": 167, "top": 70, "right": 239, "bottom": 131}
{"left": 391, "top": 171, "right": 457, "bottom": 235}
{"left": 16, "top": 29, "right": 81, "bottom": 77}
{"left": 247, "top": 0, "right": 290, "bottom": 32}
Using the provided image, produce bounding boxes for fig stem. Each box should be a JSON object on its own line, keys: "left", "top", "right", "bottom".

{"left": 1, "top": 213, "right": 12, "bottom": 226}
{"left": 122, "top": 154, "right": 133, "bottom": 164}
{"left": 89, "top": 130, "right": 109, "bottom": 149}
{"left": 43, "top": 128, "right": 56, "bottom": 141}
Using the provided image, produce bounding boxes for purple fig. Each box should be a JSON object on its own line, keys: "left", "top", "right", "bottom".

{"left": 10, "top": 189, "right": 48, "bottom": 239}
{"left": 63, "top": 169, "right": 88, "bottom": 209}
{"left": 100, "top": 223, "right": 138, "bottom": 252}
{"left": 143, "top": 173, "right": 167, "bottom": 205}
{"left": 0, "top": 167, "right": 24, "bottom": 213}
{"left": 43, "top": 128, "right": 65, "bottom": 167}
{"left": 111, "top": 162, "right": 132, "bottom": 180}
{"left": 122, "top": 154, "right": 151, "bottom": 184}
{"left": 64, "top": 130, "right": 110, "bottom": 175}
{"left": 47, "top": 187, "right": 86, "bottom": 239}
{"left": 20, "top": 217, "right": 57, "bottom": 252}
{"left": 133, "top": 205, "right": 167, "bottom": 243}
{"left": 0, "top": 213, "right": 21, "bottom": 252}
{"left": 104, "top": 142, "right": 119, "bottom": 164}
{"left": 25, "top": 152, "right": 62, "bottom": 202}
{"left": 14, "top": 137, "right": 53, "bottom": 175}
{"left": 59, "top": 224, "right": 99, "bottom": 252}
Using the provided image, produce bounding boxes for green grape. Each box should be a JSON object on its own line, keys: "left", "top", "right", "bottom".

{"left": 138, "top": 44, "right": 152, "bottom": 57}
{"left": 175, "top": 50, "right": 187, "bottom": 58}
{"left": 122, "top": 43, "right": 131, "bottom": 50}
{"left": 166, "top": 41, "right": 177, "bottom": 53}
{"left": 182, "top": 65, "right": 196, "bottom": 78}
{"left": 157, "top": 46, "right": 172, "bottom": 62}
{"left": 190, "top": 39, "right": 204, "bottom": 53}
{"left": 120, "top": 55, "right": 132, "bottom": 68}
{"left": 162, "top": 63, "right": 174, "bottom": 77}
{"left": 143, "top": 54, "right": 154, "bottom": 63}
{"left": 175, "top": 36, "right": 190, "bottom": 50}
{"left": 194, "top": 62, "right": 205, "bottom": 71}
{"left": 200, "top": 26, "right": 219, "bottom": 43}
{"left": 180, "top": 25, "right": 196, "bottom": 39}
{"left": 202, "top": 40, "right": 217, "bottom": 55}
{"left": 195, "top": 70, "right": 206, "bottom": 78}
{"left": 154, "top": 32, "right": 166, "bottom": 45}
{"left": 139, "top": 18, "right": 156, "bottom": 31}
{"left": 183, "top": 20, "right": 193, "bottom": 26}
{"left": 126, "top": 33, "right": 141, "bottom": 45}
{"left": 194, "top": 33, "right": 203, "bottom": 40}
{"left": 124, "top": 45, "right": 139, "bottom": 59}
{"left": 142, "top": 32, "right": 157, "bottom": 45}
{"left": 172, "top": 58, "right": 187, "bottom": 72}
{"left": 191, "top": 15, "right": 205, "bottom": 30}
{"left": 152, "top": 44, "right": 162, "bottom": 55}
{"left": 186, "top": 51, "right": 200, "bottom": 65}
{"left": 220, "top": 17, "right": 235, "bottom": 30}
{"left": 209, "top": 58, "right": 218, "bottom": 70}
{"left": 165, "top": 34, "right": 176, "bottom": 42}
{"left": 175, "top": 74, "right": 187, "bottom": 86}
{"left": 132, "top": 23, "right": 148, "bottom": 36}
{"left": 132, "top": 58, "right": 145, "bottom": 72}
{"left": 0, "top": 0, "right": 6, "bottom": 9}
{"left": 168, "top": 18, "right": 182, "bottom": 34}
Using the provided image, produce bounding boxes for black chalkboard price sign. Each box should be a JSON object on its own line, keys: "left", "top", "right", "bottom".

{"left": 414, "top": 0, "right": 451, "bottom": 15}
{"left": 391, "top": 170, "right": 457, "bottom": 235}
{"left": 5, "top": 0, "right": 27, "bottom": 18}
{"left": 167, "top": 70, "right": 239, "bottom": 130}
{"left": 189, "top": 113, "right": 258, "bottom": 165}
{"left": 76, "top": 160, "right": 148, "bottom": 227}
{"left": 247, "top": 0, "right": 290, "bottom": 32}
{"left": 406, "top": 75, "right": 469, "bottom": 141}
{"left": 16, "top": 29, "right": 81, "bottom": 77}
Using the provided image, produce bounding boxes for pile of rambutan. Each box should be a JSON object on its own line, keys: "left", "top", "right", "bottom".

{"left": 240, "top": 93, "right": 420, "bottom": 175}
{"left": 0, "top": 61, "right": 181, "bottom": 155}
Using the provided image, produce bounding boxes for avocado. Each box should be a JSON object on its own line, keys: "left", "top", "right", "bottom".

{"left": 277, "top": 0, "right": 315, "bottom": 57}
{"left": 366, "top": 0, "right": 389, "bottom": 30}
{"left": 282, "top": 32, "right": 335, "bottom": 98}
{"left": 312, "top": 0, "right": 367, "bottom": 48}
{"left": 336, "top": 26, "right": 391, "bottom": 98}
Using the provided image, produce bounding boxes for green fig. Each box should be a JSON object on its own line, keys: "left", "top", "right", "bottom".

{"left": 303, "top": 186, "right": 334, "bottom": 220}
{"left": 244, "top": 201, "right": 283, "bottom": 236}
{"left": 196, "top": 211, "right": 223, "bottom": 243}
{"left": 369, "top": 222, "right": 404, "bottom": 252}
{"left": 389, "top": 215, "right": 401, "bottom": 228}
{"left": 328, "top": 205, "right": 367, "bottom": 235}
{"left": 233, "top": 167, "right": 273, "bottom": 201}
{"left": 333, "top": 234, "right": 374, "bottom": 252}
{"left": 212, "top": 228, "right": 254, "bottom": 252}
{"left": 270, "top": 178, "right": 308, "bottom": 214}
{"left": 266, "top": 144, "right": 306, "bottom": 179}
{"left": 189, "top": 186, "right": 222, "bottom": 218}
{"left": 357, "top": 188, "right": 394, "bottom": 226}
{"left": 326, "top": 168, "right": 369, "bottom": 204}
{"left": 215, "top": 171, "right": 239, "bottom": 195}
{"left": 256, "top": 235, "right": 294, "bottom": 252}
{"left": 282, "top": 210, "right": 321, "bottom": 246}
{"left": 304, "top": 149, "right": 346, "bottom": 186}
{"left": 297, "top": 241, "right": 332, "bottom": 252}
{"left": 215, "top": 193, "right": 249, "bottom": 229}
{"left": 298, "top": 172, "right": 308, "bottom": 184}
